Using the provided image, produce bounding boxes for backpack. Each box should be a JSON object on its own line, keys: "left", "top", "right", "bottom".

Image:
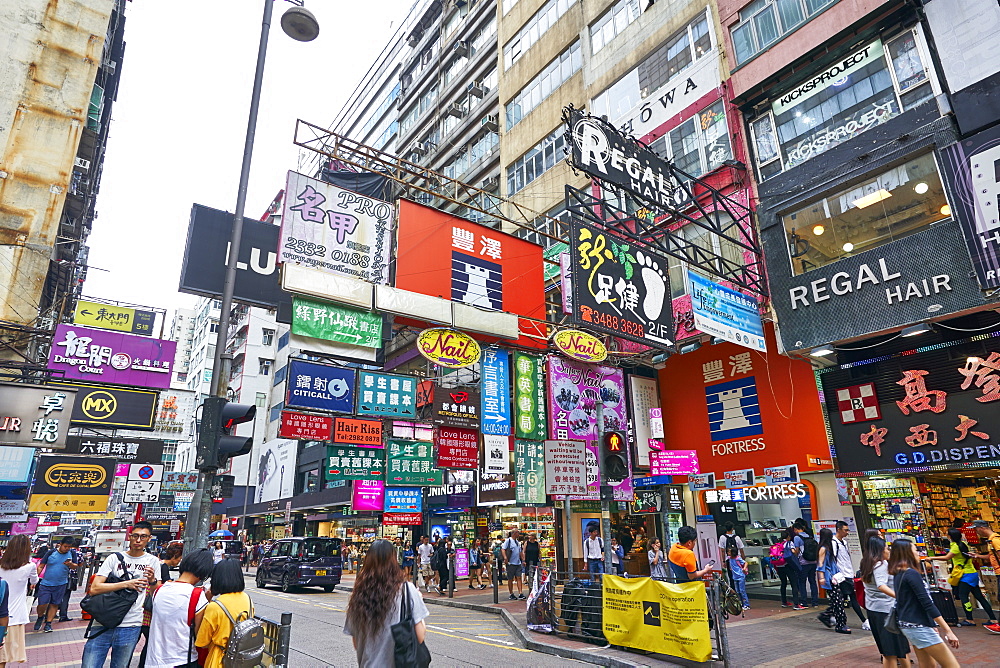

{"left": 801, "top": 535, "right": 819, "bottom": 562}
{"left": 724, "top": 533, "right": 739, "bottom": 554}
{"left": 213, "top": 598, "right": 264, "bottom": 668}
{"left": 768, "top": 542, "right": 786, "bottom": 567}
{"left": 431, "top": 547, "right": 445, "bottom": 570}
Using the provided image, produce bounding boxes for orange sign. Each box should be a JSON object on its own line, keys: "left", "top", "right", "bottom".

{"left": 333, "top": 418, "right": 383, "bottom": 446}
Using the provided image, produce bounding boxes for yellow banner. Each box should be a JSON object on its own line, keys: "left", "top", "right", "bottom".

{"left": 602, "top": 575, "right": 711, "bottom": 662}
{"left": 27, "top": 494, "right": 110, "bottom": 513}
{"left": 73, "top": 300, "right": 154, "bottom": 335}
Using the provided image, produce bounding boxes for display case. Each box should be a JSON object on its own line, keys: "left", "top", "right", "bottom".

{"left": 862, "top": 478, "right": 926, "bottom": 545}
{"left": 497, "top": 507, "right": 555, "bottom": 561}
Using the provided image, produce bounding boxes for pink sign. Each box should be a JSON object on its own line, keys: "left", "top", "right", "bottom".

{"left": 10, "top": 517, "right": 38, "bottom": 535}
{"left": 351, "top": 480, "right": 384, "bottom": 511}
{"left": 650, "top": 450, "right": 700, "bottom": 476}
{"left": 648, "top": 438, "right": 664, "bottom": 451}
{"left": 454, "top": 548, "right": 469, "bottom": 578}
{"left": 568, "top": 442, "right": 633, "bottom": 502}
{"left": 115, "top": 462, "right": 130, "bottom": 477}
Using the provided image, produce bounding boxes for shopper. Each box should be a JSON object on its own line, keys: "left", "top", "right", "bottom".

{"left": 718, "top": 522, "right": 746, "bottom": 579}
{"left": 144, "top": 548, "right": 214, "bottom": 668}
{"left": 502, "top": 530, "right": 524, "bottom": 600}
{"left": 610, "top": 537, "right": 625, "bottom": 575}
{"left": 728, "top": 547, "right": 750, "bottom": 610}
{"left": 416, "top": 535, "right": 436, "bottom": 592}
{"left": 833, "top": 521, "right": 866, "bottom": 626}
{"left": 492, "top": 538, "right": 505, "bottom": 585}
{"left": 817, "top": 528, "right": 849, "bottom": 634}
{"left": 195, "top": 559, "right": 254, "bottom": 668}
{"left": 33, "top": 537, "right": 80, "bottom": 633}
{"left": 158, "top": 542, "right": 183, "bottom": 583}
{"left": 860, "top": 535, "right": 911, "bottom": 668}
{"left": 971, "top": 519, "right": 1000, "bottom": 633}
{"left": 668, "top": 527, "right": 713, "bottom": 582}
{"left": 777, "top": 527, "right": 805, "bottom": 609}
{"left": 433, "top": 538, "right": 454, "bottom": 596}
{"left": 925, "top": 527, "right": 998, "bottom": 628}
{"left": 524, "top": 534, "right": 541, "bottom": 586}
{"left": 0, "top": 534, "right": 39, "bottom": 666}
{"left": 345, "top": 539, "right": 429, "bottom": 667}
{"left": 467, "top": 538, "right": 482, "bottom": 589}
{"left": 81, "top": 521, "right": 159, "bottom": 668}
{"left": 794, "top": 520, "right": 820, "bottom": 607}
{"left": 649, "top": 537, "right": 668, "bottom": 579}
{"left": 583, "top": 524, "right": 605, "bottom": 576}
{"left": 402, "top": 541, "right": 415, "bottom": 582}
{"left": 889, "top": 538, "right": 960, "bottom": 668}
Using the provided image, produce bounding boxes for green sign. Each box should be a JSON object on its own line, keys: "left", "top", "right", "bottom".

{"left": 514, "top": 353, "right": 547, "bottom": 440}
{"left": 515, "top": 439, "right": 546, "bottom": 504}
{"left": 325, "top": 445, "right": 385, "bottom": 480}
{"left": 292, "top": 296, "right": 382, "bottom": 348}
{"left": 385, "top": 439, "right": 443, "bottom": 486}
{"left": 542, "top": 242, "right": 568, "bottom": 281}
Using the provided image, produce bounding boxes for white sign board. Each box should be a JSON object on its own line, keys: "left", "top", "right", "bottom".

{"left": 0, "top": 499, "right": 25, "bottom": 514}
{"left": 483, "top": 434, "right": 510, "bottom": 475}
{"left": 127, "top": 463, "right": 163, "bottom": 482}
{"left": 123, "top": 480, "right": 161, "bottom": 503}
{"left": 169, "top": 520, "right": 181, "bottom": 533}
{"left": 544, "top": 439, "right": 588, "bottom": 496}
{"left": 279, "top": 171, "right": 395, "bottom": 285}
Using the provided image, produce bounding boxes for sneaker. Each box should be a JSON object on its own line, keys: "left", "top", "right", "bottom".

{"left": 33, "top": 616, "right": 43, "bottom": 631}
{"left": 818, "top": 614, "right": 834, "bottom": 629}
{"left": 43, "top": 623, "right": 53, "bottom": 633}
{"left": 794, "top": 604, "right": 808, "bottom": 610}
{"left": 862, "top": 619, "right": 871, "bottom": 631}
{"left": 958, "top": 620, "right": 975, "bottom": 627}
{"left": 743, "top": 605, "right": 751, "bottom": 611}
{"left": 984, "top": 623, "right": 1000, "bottom": 634}
{"left": 508, "top": 594, "right": 517, "bottom": 600}
{"left": 780, "top": 602, "right": 792, "bottom": 608}
{"left": 835, "top": 626, "right": 851, "bottom": 634}
{"left": 518, "top": 593, "right": 526, "bottom": 600}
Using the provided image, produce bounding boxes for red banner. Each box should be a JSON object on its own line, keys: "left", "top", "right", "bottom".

{"left": 279, "top": 411, "right": 333, "bottom": 441}
{"left": 383, "top": 512, "right": 423, "bottom": 525}
{"left": 333, "top": 417, "right": 383, "bottom": 446}
{"left": 435, "top": 427, "right": 479, "bottom": 469}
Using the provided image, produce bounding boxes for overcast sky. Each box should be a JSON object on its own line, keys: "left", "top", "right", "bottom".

{"left": 83, "top": 0, "right": 413, "bottom": 319}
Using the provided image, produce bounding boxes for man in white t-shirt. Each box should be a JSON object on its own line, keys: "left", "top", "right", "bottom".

{"left": 416, "top": 535, "right": 436, "bottom": 592}
{"left": 144, "top": 547, "right": 215, "bottom": 668}
{"left": 502, "top": 531, "right": 524, "bottom": 600}
{"left": 81, "top": 521, "right": 160, "bottom": 668}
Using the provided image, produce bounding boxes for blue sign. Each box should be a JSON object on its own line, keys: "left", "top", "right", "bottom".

{"left": 385, "top": 487, "right": 423, "bottom": 513}
{"left": 286, "top": 360, "right": 356, "bottom": 413}
{"left": 688, "top": 472, "right": 716, "bottom": 492}
{"left": 705, "top": 376, "right": 762, "bottom": 441}
{"left": 480, "top": 348, "right": 511, "bottom": 436}
{"left": 173, "top": 496, "right": 192, "bottom": 512}
{"left": 357, "top": 371, "right": 417, "bottom": 418}
{"left": 764, "top": 464, "right": 799, "bottom": 486}
{"left": 688, "top": 270, "right": 766, "bottom": 352}
{"left": 0, "top": 447, "right": 34, "bottom": 483}
{"left": 632, "top": 475, "right": 673, "bottom": 487}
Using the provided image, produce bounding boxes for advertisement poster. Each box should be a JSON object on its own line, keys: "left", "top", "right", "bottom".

{"left": 256, "top": 439, "right": 298, "bottom": 503}
{"left": 352, "top": 480, "right": 385, "bottom": 511}
{"left": 278, "top": 411, "right": 333, "bottom": 441}
{"left": 427, "top": 470, "right": 476, "bottom": 508}
{"left": 544, "top": 439, "right": 588, "bottom": 495}
{"left": 52, "top": 382, "right": 155, "bottom": 431}
{"left": 386, "top": 439, "right": 443, "bottom": 486}
{"left": 48, "top": 324, "right": 176, "bottom": 389}
{"left": 454, "top": 549, "right": 470, "bottom": 578}
{"left": 688, "top": 472, "right": 716, "bottom": 491}
{"left": 280, "top": 171, "right": 394, "bottom": 284}
{"left": 63, "top": 436, "right": 165, "bottom": 464}
{"left": 357, "top": 371, "right": 417, "bottom": 418}
{"left": 515, "top": 439, "right": 546, "bottom": 504}
{"left": 286, "top": 360, "right": 356, "bottom": 414}
{"left": 724, "top": 468, "right": 755, "bottom": 489}
{"left": 28, "top": 456, "right": 116, "bottom": 512}
{"left": 481, "top": 348, "right": 511, "bottom": 436}
{"left": 629, "top": 376, "right": 660, "bottom": 468}
{"left": 291, "top": 296, "right": 382, "bottom": 348}
{"left": 764, "top": 464, "right": 799, "bottom": 485}
{"left": 513, "top": 352, "right": 547, "bottom": 440}
{"left": 688, "top": 271, "right": 766, "bottom": 352}
{"left": 547, "top": 356, "right": 626, "bottom": 440}
{"left": 482, "top": 434, "right": 510, "bottom": 475}
{"left": 435, "top": 427, "right": 479, "bottom": 469}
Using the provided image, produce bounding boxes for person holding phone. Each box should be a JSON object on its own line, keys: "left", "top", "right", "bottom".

{"left": 668, "top": 527, "right": 714, "bottom": 582}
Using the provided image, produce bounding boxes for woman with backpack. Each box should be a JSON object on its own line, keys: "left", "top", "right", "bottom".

{"left": 196, "top": 559, "right": 255, "bottom": 668}
{"left": 925, "top": 528, "right": 999, "bottom": 627}
{"left": 859, "top": 535, "right": 910, "bottom": 668}
{"left": 773, "top": 528, "right": 804, "bottom": 609}
{"left": 0, "top": 534, "right": 38, "bottom": 666}
{"left": 816, "top": 528, "right": 850, "bottom": 634}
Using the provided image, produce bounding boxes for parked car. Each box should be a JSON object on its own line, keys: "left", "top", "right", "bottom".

{"left": 255, "top": 536, "right": 343, "bottom": 593}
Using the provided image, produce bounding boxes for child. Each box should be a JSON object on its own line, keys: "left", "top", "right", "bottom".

{"left": 728, "top": 547, "right": 750, "bottom": 610}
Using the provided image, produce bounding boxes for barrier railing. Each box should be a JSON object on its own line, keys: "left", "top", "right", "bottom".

{"left": 257, "top": 611, "right": 292, "bottom": 668}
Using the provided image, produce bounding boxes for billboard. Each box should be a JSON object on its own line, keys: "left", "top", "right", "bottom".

{"left": 29, "top": 456, "right": 116, "bottom": 513}
{"left": 73, "top": 300, "right": 156, "bottom": 336}
{"left": 63, "top": 436, "right": 165, "bottom": 464}
{"left": 48, "top": 324, "right": 176, "bottom": 389}
{"left": 117, "top": 390, "right": 197, "bottom": 440}
{"left": 0, "top": 383, "right": 76, "bottom": 448}
{"left": 256, "top": 439, "right": 298, "bottom": 503}
{"left": 357, "top": 371, "right": 417, "bottom": 418}
{"left": 481, "top": 348, "right": 511, "bottom": 436}
{"left": 52, "top": 382, "right": 158, "bottom": 430}
{"left": 431, "top": 386, "right": 480, "bottom": 429}
{"left": 0, "top": 447, "right": 35, "bottom": 483}
{"left": 688, "top": 271, "right": 765, "bottom": 352}
{"left": 285, "top": 360, "right": 355, "bottom": 414}
{"left": 291, "top": 296, "right": 382, "bottom": 348}
{"left": 279, "top": 171, "right": 394, "bottom": 284}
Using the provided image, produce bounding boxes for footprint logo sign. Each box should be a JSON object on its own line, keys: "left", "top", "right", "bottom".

{"left": 635, "top": 250, "right": 667, "bottom": 321}
{"left": 642, "top": 601, "right": 661, "bottom": 626}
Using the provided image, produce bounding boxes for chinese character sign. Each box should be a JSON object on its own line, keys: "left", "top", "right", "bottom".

{"left": 481, "top": 348, "right": 511, "bottom": 436}
{"left": 28, "top": 456, "right": 115, "bottom": 512}
{"left": 515, "top": 440, "right": 546, "bottom": 504}
{"left": 435, "top": 427, "right": 479, "bottom": 469}
{"left": 0, "top": 384, "right": 76, "bottom": 449}
{"left": 162, "top": 471, "right": 199, "bottom": 492}
{"left": 386, "top": 438, "right": 443, "bottom": 485}
{"left": 352, "top": 480, "right": 385, "bottom": 511}
{"left": 650, "top": 450, "right": 700, "bottom": 476}
{"left": 0, "top": 447, "right": 35, "bottom": 483}
{"left": 569, "top": 218, "right": 673, "bottom": 349}
{"left": 514, "top": 352, "right": 547, "bottom": 440}
{"left": 286, "top": 360, "right": 356, "bottom": 413}
{"left": 279, "top": 171, "right": 394, "bottom": 284}
{"left": 547, "top": 356, "right": 626, "bottom": 440}
{"left": 47, "top": 324, "right": 176, "bottom": 389}
{"left": 384, "top": 487, "right": 422, "bottom": 512}
{"left": 432, "top": 386, "right": 480, "bottom": 429}
{"left": 63, "top": 436, "right": 165, "bottom": 464}
{"left": 291, "top": 297, "right": 382, "bottom": 349}
{"left": 357, "top": 371, "right": 417, "bottom": 418}
{"left": 544, "top": 439, "right": 588, "bottom": 495}
{"left": 279, "top": 411, "right": 334, "bottom": 441}
{"left": 325, "top": 446, "right": 386, "bottom": 481}
{"left": 73, "top": 300, "right": 156, "bottom": 336}
{"left": 688, "top": 271, "right": 766, "bottom": 352}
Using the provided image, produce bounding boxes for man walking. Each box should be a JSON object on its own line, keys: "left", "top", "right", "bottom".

{"left": 972, "top": 520, "right": 1000, "bottom": 634}
{"left": 583, "top": 524, "right": 605, "bottom": 576}
{"left": 416, "top": 535, "right": 436, "bottom": 592}
{"left": 819, "top": 521, "right": 864, "bottom": 633}
{"left": 502, "top": 530, "right": 524, "bottom": 600}
{"left": 793, "top": 520, "right": 820, "bottom": 607}
{"left": 717, "top": 523, "right": 745, "bottom": 583}
{"left": 34, "top": 537, "right": 79, "bottom": 633}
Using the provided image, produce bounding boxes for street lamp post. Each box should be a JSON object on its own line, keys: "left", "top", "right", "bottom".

{"left": 183, "top": 0, "right": 318, "bottom": 556}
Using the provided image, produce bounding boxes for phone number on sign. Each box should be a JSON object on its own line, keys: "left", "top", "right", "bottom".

{"left": 579, "top": 307, "right": 645, "bottom": 338}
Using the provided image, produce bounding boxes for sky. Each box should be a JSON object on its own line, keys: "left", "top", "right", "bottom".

{"left": 83, "top": 0, "right": 414, "bottom": 319}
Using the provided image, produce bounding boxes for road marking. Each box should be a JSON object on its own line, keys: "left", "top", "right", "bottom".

{"left": 26, "top": 639, "right": 87, "bottom": 649}
{"left": 476, "top": 635, "right": 515, "bottom": 645}
{"left": 424, "top": 628, "right": 531, "bottom": 652}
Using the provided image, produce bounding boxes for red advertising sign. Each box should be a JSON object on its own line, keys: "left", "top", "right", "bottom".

{"left": 278, "top": 411, "right": 333, "bottom": 441}
{"left": 435, "top": 427, "right": 479, "bottom": 469}
{"left": 333, "top": 417, "right": 383, "bottom": 446}
{"left": 383, "top": 512, "right": 424, "bottom": 525}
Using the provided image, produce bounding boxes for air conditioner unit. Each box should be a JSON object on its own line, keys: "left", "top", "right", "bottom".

{"left": 74, "top": 157, "right": 91, "bottom": 170}
{"left": 445, "top": 103, "right": 466, "bottom": 119}
{"left": 410, "top": 141, "right": 427, "bottom": 156}
{"left": 481, "top": 176, "right": 499, "bottom": 190}
{"left": 452, "top": 40, "right": 469, "bottom": 57}
{"left": 467, "top": 81, "right": 485, "bottom": 98}
{"left": 481, "top": 114, "right": 499, "bottom": 132}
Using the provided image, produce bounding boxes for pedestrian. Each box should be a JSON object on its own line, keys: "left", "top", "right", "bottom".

{"left": 158, "top": 543, "right": 183, "bottom": 583}
{"left": 492, "top": 537, "right": 505, "bottom": 585}
{"left": 416, "top": 535, "right": 435, "bottom": 592}
{"left": 971, "top": 519, "right": 1000, "bottom": 633}
{"left": 341, "top": 544, "right": 352, "bottom": 574}
{"left": 81, "top": 521, "right": 159, "bottom": 668}
{"left": 860, "top": 535, "right": 911, "bottom": 668}
{"left": 793, "top": 520, "right": 821, "bottom": 607}
{"left": 195, "top": 559, "right": 254, "bottom": 668}
{"left": 350, "top": 544, "right": 360, "bottom": 573}
{"left": 718, "top": 522, "right": 746, "bottom": 581}
{"left": 610, "top": 537, "right": 625, "bottom": 575}
{"left": 144, "top": 548, "right": 215, "bottom": 668}
{"left": 467, "top": 538, "right": 484, "bottom": 589}
{"left": 345, "top": 539, "right": 429, "bottom": 667}
{"left": 502, "top": 530, "right": 524, "bottom": 599}
{"left": 833, "top": 522, "right": 867, "bottom": 626}
{"left": 57, "top": 539, "right": 79, "bottom": 623}
{"left": 925, "top": 527, "right": 998, "bottom": 628}
{"left": 668, "top": 527, "right": 713, "bottom": 581}
{"left": 727, "top": 547, "right": 750, "bottom": 610}
{"left": 583, "top": 524, "right": 605, "bottom": 576}
{"left": 0, "top": 534, "right": 38, "bottom": 666}
{"left": 212, "top": 542, "right": 224, "bottom": 564}
{"left": 776, "top": 527, "right": 805, "bottom": 609}
{"left": 402, "top": 541, "right": 415, "bottom": 582}
{"left": 524, "top": 534, "right": 541, "bottom": 586}
{"left": 33, "top": 537, "right": 80, "bottom": 633}
{"left": 648, "top": 537, "right": 667, "bottom": 579}
{"left": 817, "top": 527, "right": 850, "bottom": 634}
{"left": 433, "top": 538, "right": 453, "bottom": 596}
{"left": 889, "top": 538, "right": 960, "bottom": 668}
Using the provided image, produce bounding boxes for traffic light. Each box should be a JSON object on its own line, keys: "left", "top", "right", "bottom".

{"left": 196, "top": 397, "right": 256, "bottom": 471}
{"left": 601, "top": 430, "right": 629, "bottom": 484}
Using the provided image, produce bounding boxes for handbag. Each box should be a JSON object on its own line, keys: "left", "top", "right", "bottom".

{"left": 81, "top": 553, "right": 140, "bottom": 637}
{"left": 884, "top": 606, "right": 901, "bottom": 634}
{"left": 391, "top": 583, "right": 431, "bottom": 668}
{"left": 947, "top": 553, "right": 971, "bottom": 587}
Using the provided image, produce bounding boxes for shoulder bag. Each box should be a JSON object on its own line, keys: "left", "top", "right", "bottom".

{"left": 81, "top": 553, "right": 141, "bottom": 638}
{"left": 948, "top": 552, "right": 972, "bottom": 587}
{"left": 884, "top": 606, "right": 901, "bottom": 634}
{"left": 391, "top": 583, "right": 431, "bottom": 668}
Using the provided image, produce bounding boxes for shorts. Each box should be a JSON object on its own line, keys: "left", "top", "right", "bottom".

{"left": 37, "top": 583, "right": 66, "bottom": 606}
{"left": 506, "top": 564, "right": 523, "bottom": 578}
{"left": 900, "top": 625, "right": 943, "bottom": 650}
{"left": 419, "top": 563, "right": 433, "bottom": 578}
{"left": 0, "top": 624, "right": 26, "bottom": 663}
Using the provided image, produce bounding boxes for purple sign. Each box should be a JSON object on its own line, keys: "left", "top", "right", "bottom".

{"left": 650, "top": 450, "right": 700, "bottom": 476}
{"left": 454, "top": 548, "right": 470, "bottom": 578}
{"left": 48, "top": 324, "right": 176, "bottom": 389}
{"left": 10, "top": 517, "right": 38, "bottom": 535}
{"left": 352, "top": 480, "right": 384, "bottom": 511}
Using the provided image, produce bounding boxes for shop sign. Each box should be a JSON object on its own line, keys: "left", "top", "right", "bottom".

{"left": 120, "top": 390, "right": 197, "bottom": 440}
{"left": 325, "top": 445, "right": 385, "bottom": 480}
{"left": 383, "top": 512, "right": 423, "bottom": 525}
{"left": 480, "top": 348, "right": 511, "bottom": 435}
{"left": 384, "top": 487, "right": 422, "bottom": 512}
{"left": 28, "top": 455, "right": 115, "bottom": 512}
{"left": 286, "top": 360, "right": 356, "bottom": 413}
{"left": 386, "top": 439, "right": 443, "bottom": 485}
{"left": 688, "top": 472, "right": 715, "bottom": 491}
{"left": 74, "top": 300, "right": 156, "bottom": 336}
{"left": 763, "top": 464, "right": 799, "bottom": 485}
{"left": 279, "top": 410, "right": 334, "bottom": 441}
{"left": 649, "top": 407, "right": 663, "bottom": 438}
{"left": 162, "top": 471, "right": 199, "bottom": 492}
{"left": 279, "top": 171, "right": 394, "bottom": 284}
{"left": 435, "top": 427, "right": 479, "bottom": 469}
{"left": 553, "top": 329, "right": 608, "bottom": 363}
{"left": 333, "top": 417, "right": 382, "bottom": 446}
{"left": 569, "top": 219, "right": 673, "bottom": 349}
{"left": 291, "top": 297, "right": 382, "bottom": 348}
{"left": 124, "top": 479, "right": 161, "bottom": 504}
{"left": 427, "top": 470, "right": 476, "bottom": 507}
{"left": 417, "top": 328, "right": 482, "bottom": 369}
{"left": 772, "top": 41, "right": 885, "bottom": 116}
{"left": 351, "top": 480, "right": 385, "bottom": 511}
{"left": 0, "top": 447, "right": 32, "bottom": 483}
{"left": 63, "top": 436, "right": 164, "bottom": 464}
{"left": 47, "top": 324, "right": 176, "bottom": 389}
{"left": 513, "top": 353, "right": 547, "bottom": 441}
{"left": 629, "top": 376, "right": 660, "bottom": 468}
{"left": 53, "top": 382, "right": 157, "bottom": 430}
{"left": 544, "top": 439, "right": 588, "bottom": 495}
{"left": 0, "top": 383, "right": 76, "bottom": 448}
{"left": 515, "top": 439, "right": 546, "bottom": 504}
{"left": 478, "top": 471, "right": 516, "bottom": 506}
{"left": 547, "top": 356, "right": 626, "bottom": 440}
{"left": 666, "top": 486, "right": 683, "bottom": 511}
{"left": 688, "top": 271, "right": 765, "bottom": 352}
{"left": 432, "top": 386, "right": 480, "bottom": 429}
{"left": 455, "top": 549, "right": 470, "bottom": 578}
{"left": 357, "top": 371, "right": 417, "bottom": 418}
{"left": 631, "top": 489, "right": 661, "bottom": 514}
{"left": 483, "top": 434, "right": 510, "bottom": 475}
{"left": 724, "top": 468, "right": 754, "bottom": 488}
{"left": 650, "top": 450, "right": 700, "bottom": 476}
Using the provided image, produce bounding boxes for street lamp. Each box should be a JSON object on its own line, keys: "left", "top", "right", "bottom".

{"left": 183, "top": 0, "right": 319, "bottom": 555}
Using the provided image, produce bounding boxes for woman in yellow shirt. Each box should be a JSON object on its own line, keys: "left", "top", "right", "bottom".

{"left": 925, "top": 528, "right": 998, "bottom": 627}
{"left": 195, "top": 560, "right": 254, "bottom": 668}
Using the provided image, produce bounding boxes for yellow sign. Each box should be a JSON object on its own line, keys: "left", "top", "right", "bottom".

{"left": 553, "top": 329, "right": 608, "bottom": 363}
{"left": 602, "top": 575, "right": 711, "bottom": 662}
{"left": 416, "top": 328, "right": 482, "bottom": 368}
{"left": 74, "top": 511, "right": 116, "bottom": 520}
{"left": 73, "top": 300, "right": 155, "bottom": 335}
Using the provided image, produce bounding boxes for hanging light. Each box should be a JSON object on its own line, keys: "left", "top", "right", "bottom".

{"left": 812, "top": 224, "right": 825, "bottom": 236}
{"left": 842, "top": 242, "right": 854, "bottom": 252}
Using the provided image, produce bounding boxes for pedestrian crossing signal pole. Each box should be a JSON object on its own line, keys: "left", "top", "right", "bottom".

{"left": 600, "top": 426, "right": 629, "bottom": 576}
{"left": 596, "top": 401, "right": 613, "bottom": 576}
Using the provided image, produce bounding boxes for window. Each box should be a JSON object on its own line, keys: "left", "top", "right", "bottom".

{"left": 273, "top": 364, "right": 287, "bottom": 386}
{"left": 211, "top": 300, "right": 222, "bottom": 309}
{"left": 209, "top": 321, "right": 219, "bottom": 333}
{"left": 506, "top": 42, "right": 582, "bottom": 129}
{"left": 259, "top": 358, "right": 273, "bottom": 375}
{"left": 278, "top": 331, "right": 289, "bottom": 349}
{"left": 590, "top": 0, "right": 641, "bottom": 55}
{"left": 503, "top": 0, "right": 573, "bottom": 71}
{"left": 506, "top": 125, "right": 566, "bottom": 195}
{"left": 781, "top": 152, "right": 950, "bottom": 275}
{"left": 301, "top": 469, "right": 319, "bottom": 494}
{"left": 262, "top": 329, "right": 275, "bottom": 346}
{"left": 255, "top": 392, "right": 267, "bottom": 408}
{"left": 502, "top": 0, "right": 520, "bottom": 14}
{"left": 277, "top": 542, "right": 293, "bottom": 557}
{"left": 730, "top": 0, "right": 836, "bottom": 65}
{"left": 270, "top": 401, "right": 284, "bottom": 422}
{"left": 648, "top": 100, "right": 732, "bottom": 179}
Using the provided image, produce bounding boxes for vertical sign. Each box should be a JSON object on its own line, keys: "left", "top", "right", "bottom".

{"left": 544, "top": 439, "right": 588, "bottom": 495}
{"left": 515, "top": 440, "right": 546, "bottom": 504}
{"left": 480, "top": 348, "right": 511, "bottom": 436}
{"left": 629, "top": 376, "right": 660, "bottom": 468}
{"left": 513, "top": 352, "right": 547, "bottom": 441}
{"left": 482, "top": 434, "right": 510, "bottom": 475}
{"left": 435, "top": 427, "right": 479, "bottom": 469}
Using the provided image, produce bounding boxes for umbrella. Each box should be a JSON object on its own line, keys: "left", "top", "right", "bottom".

{"left": 208, "top": 530, "right": 234, "bottom": 538}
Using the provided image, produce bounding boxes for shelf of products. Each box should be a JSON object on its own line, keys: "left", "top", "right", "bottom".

{"left": 497, "top": 507, "right": 555, "bottom": 561}
{"left": 862, "top": 478, "right": 925, "bottom": 544}
{"left": 920, "top": 481, "right": 1000, "bottom": 544}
